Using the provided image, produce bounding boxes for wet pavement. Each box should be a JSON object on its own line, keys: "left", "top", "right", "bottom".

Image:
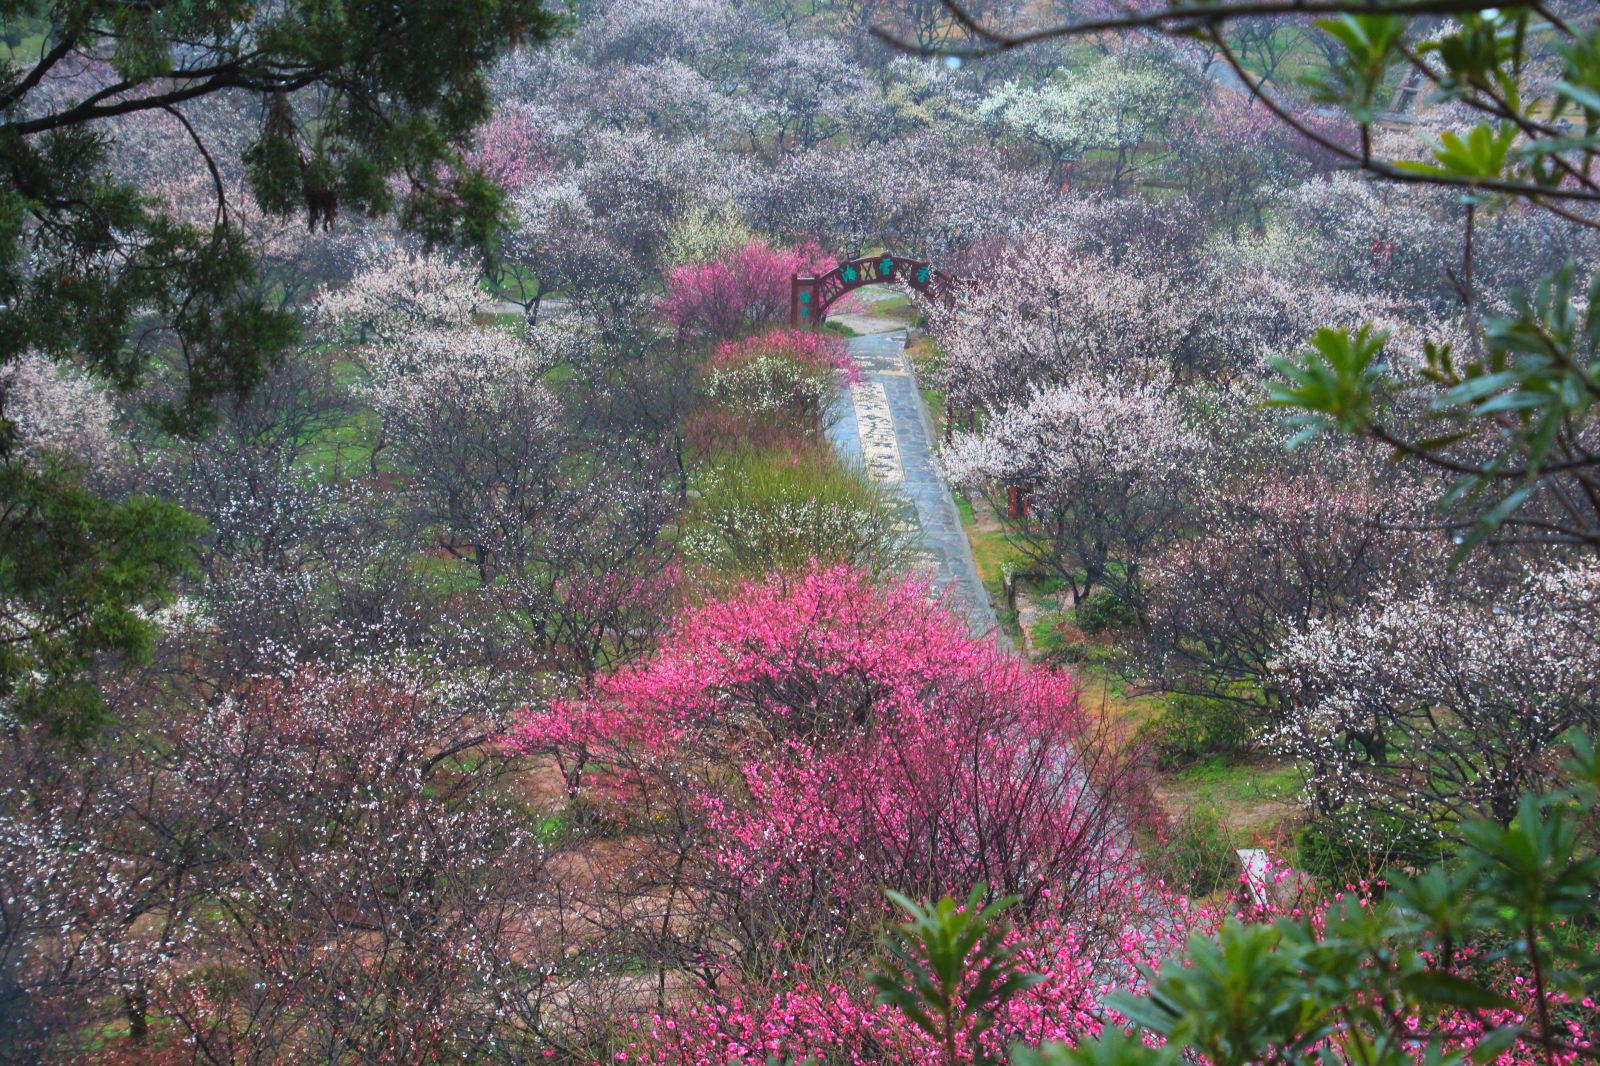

{"left": 827, "top": 329, "right": 1004, "bottom": 643}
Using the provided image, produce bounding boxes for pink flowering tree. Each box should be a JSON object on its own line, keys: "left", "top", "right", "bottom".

{"left": 661, "top": 239, "right": 835, "bottom": 340}
{"left": 468, "top": 103, "right": 553, "bottom": 196}
{"left": 509, "top": 564, "right": 1153, "bottom": 995}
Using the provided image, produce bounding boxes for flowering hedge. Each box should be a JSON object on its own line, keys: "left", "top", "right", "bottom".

{"left": 701, "top": 327, "right": 857, "bottom": 415}
{"left": 661, "top": 239, "right": 835, "bottom": 338}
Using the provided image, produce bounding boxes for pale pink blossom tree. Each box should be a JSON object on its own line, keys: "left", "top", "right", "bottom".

{"left": 1276, "top": 561, "right": 1600, "bottom": 834}
{"left": 943, "top": 379, "right": 1202, "bottom": 609}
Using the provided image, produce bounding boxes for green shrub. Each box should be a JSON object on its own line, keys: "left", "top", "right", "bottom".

{"left": 1294, "top": 808, "right": 1450, "bottom": 885}
{"left": 682, "top": 451, "right": 908, "bottom": 577}
{"left": 1148, "top": 804, "right": 1239, "bottom": 898}
{"left": 1044, "top": 638, "right": 1120, "bottom": 667}
{"left": 1143, "top": 693, "right": 1257, "bottom": 769}
{"left": 1074, "top": 588, "right": 1138, "bottom": 634}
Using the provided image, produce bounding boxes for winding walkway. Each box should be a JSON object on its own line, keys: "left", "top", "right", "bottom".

{"left": 827, "top": 327, "right": 1003, "bottom": 642}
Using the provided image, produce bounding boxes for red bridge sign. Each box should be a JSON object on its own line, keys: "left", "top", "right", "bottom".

{"left": 790, "top": 254, "right": 966, "bottom": 329}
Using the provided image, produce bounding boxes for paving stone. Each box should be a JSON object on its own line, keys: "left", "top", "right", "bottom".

{"left": 828, "top": 331, "right": 1006, "bottom": 645}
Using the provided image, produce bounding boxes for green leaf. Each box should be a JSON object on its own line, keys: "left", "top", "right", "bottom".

{"left": 1400, "top": 972, "right": 1515, "bottom": 1011}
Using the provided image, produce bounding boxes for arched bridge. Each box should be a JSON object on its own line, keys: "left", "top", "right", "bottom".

{"left": 790, "top": 253, "right": 968, "bottom": 329}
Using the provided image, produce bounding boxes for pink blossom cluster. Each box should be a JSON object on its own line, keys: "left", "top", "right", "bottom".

{"left": 509, "top": 565, "right": 1163, "bottom": 1053}
{"left": 508, "top": 566, "right": 1144, "bottom": 902}
{"left": 468, "top": 103, "right": 553, "bottom": 194}
{"left": 621, "top": 890, "right": 1207, "bottom": 1065}
{"left": 661, "top": 239, "right": 836, "bottom": 339}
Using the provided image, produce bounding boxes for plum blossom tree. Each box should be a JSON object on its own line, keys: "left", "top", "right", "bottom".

{"left": 740, "top": 136, "right": 1048, "bottom": 264}
{"left": 1276, "top": 561, "right": 1600, "bottom": 835}
{"left": 943, "top": 380, "right": 1201, "bottom": 610}
{"left": 366, "top": 325, "right": 561, "bottom": 579}
{"left": 505, "top": 130, "right": 727, "bottom": 330}
{"left": 660, "top": 240, "right": 834, "bottom": 339}
{"left": 140, "top": 664, "right": 552, "bottom": 1061}
{"left": 153, "top": 342, "right": 386, "bottom": 678}
{"left": 1168, "top": 91, "right": 1332, "bottom": 229}
{"left": 510, "top": 565, "right": 1148, "bottom": 991}
{"left": 1143, "top": 468, "right": 1431, "bottom": 726}
{"left": 0, "top": 352, "right": 121, "bottom": 479}
{"left": 1246, "top": 174, "right": 1464, "bottom": 311}
{"left": 976, "top": 49, "right": 1199, "bottom": 193}
{"left": 736, "top": 37, "right": 874, "bottom": 154}
{"left": 365, "top": 321, "right": 681, "bottom": 679}
{"left": 928, "top": 242, "right": 1193, "bottom": 413}
{"left": 855, "top": 56, "right": 977, "bottom": 145}
{"left": 468, "top": 102, "right": 555, "bottom": 196}
{"left": 927, "top": 222, "right": 1391, "bottom": 412}
{"left": 575, "top": 0, "right": 760, "bottom": 72}
{"left": 315, "top": 245, "right": 483, "bottom": 345}
{"left": 630, "top": 897, "right": 1205, "bottom": 1064}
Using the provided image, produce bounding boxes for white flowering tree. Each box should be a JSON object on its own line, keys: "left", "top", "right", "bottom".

{"left": 315, "top": 246, "right": 483, "bottom": 346}
{"left": 928, "top": 240, "right": 1195, "bottom": 413}
{"left": 505, "top": 129, "right": 726, "bottom": 331}
{"left": 977, "top": 49, "right": 1199, "bottom": 193}
{"left": 153, "top": 343, "right": 384, "bottom": 677}
{"left": 1276, "top": 563, "right": 1600, "bottom": 834}
{"left": 943, "top": 378, "right": 1201, "bottom": 610}
{"left": 1143, "top": 466, "right": 1432, "bottom": 725}
{"left": 366, "top": 326, "right": 561, "bottom": 583}
{"left": 1, "top": 353, "right": 122, "bottom": 480}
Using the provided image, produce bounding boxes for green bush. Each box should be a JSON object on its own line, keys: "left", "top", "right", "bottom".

{"left": 681, "top": 451, "right": 908, "bottom": 577}
{"left": 1294, "top": 808, "right": 1450, "bottom": 885}
{"left": 1074, "top": 588, "right": 1138, "bottom": 634}
{"left": 1143, "top": 693, "right": 1257, "bottom": 769}
{"left": 1149, "top": 804, "right": 1239, "bottom": 898}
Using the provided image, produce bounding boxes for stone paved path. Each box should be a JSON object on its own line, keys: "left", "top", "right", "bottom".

{"left": 827, "top": 328, "right": 1004, "bottom": 642}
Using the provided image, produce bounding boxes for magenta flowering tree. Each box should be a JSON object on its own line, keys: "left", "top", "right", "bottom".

{"left": 623, "top": 895, "right": 1209, "bottom": 1065}
{"left": 660, "top": 239, "right": 835, "bottom": 339}
{"left": 509, "top": 564, "right": 1151, "bottom": 989}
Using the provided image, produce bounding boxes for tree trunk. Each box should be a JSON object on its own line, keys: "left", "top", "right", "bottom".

{"left": 124, "top": 983, "right": 149, "bottom": 1043}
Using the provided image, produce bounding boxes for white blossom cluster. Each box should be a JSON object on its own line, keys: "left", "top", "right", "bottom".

{"left": 977, "top": 52, "right": 1197, "bottom": 167}
{"left": 682, "top": 493, "right": 906, "bottom": 575}
{"left": 316, "top": 246, "right": 482, "bottom": 345}
{"left": 703, "top": 354, "right": 831, "bottom": 414}
{"left": 1, "top": 351, "right": 121, "bottom": 475}
{"left": 366, "top": 326, "right": 559, "bottom": 438}
{"left": 943, "top": 379, "right": 1201, "bottom": 495}
{"left": 1274, "top": 561, "right": 1600, "bottom": 827}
